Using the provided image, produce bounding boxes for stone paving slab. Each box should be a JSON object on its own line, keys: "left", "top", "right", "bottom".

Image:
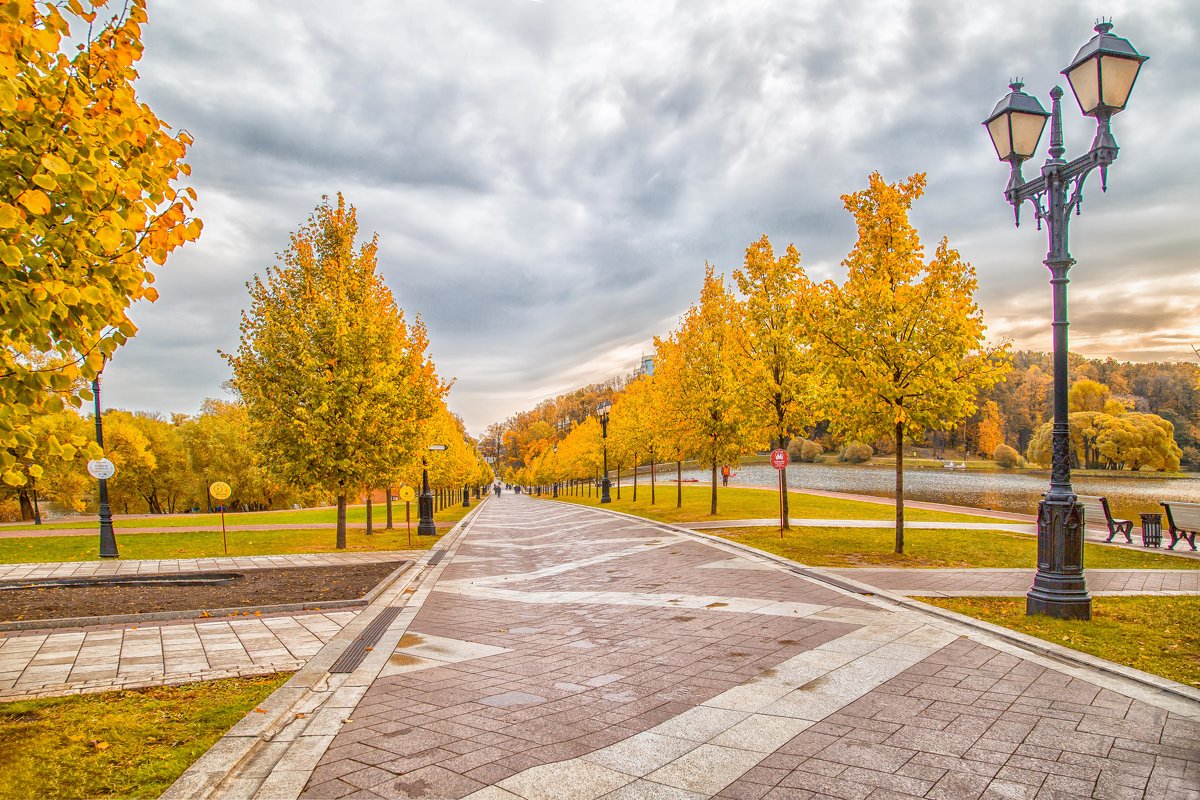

{"left": 0, "top": 553, "right": 421, "bottom": 699}
{"left": 827, "top": 568, "right": 1200, "bottom": 597}
{"left": 164, "top": 494, "right": 1200, "bottom": 800}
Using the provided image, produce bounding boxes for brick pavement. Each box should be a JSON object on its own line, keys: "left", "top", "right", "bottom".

{"left": 826, "top": 568, "right": 1200, "bottom": 597}
{"left": 166, "top": 494, "right": 1200, "bottom": 799}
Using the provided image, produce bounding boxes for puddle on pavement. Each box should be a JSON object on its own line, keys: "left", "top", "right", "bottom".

{"left": 396, "top": 633, "right": 425, "bottom": 649}
{"left": 706, "top": 602, "right": 728, "bottom": 608}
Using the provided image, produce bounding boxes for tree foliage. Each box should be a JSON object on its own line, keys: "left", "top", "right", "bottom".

{"left": 1, "top": 0, "right": 201, "bottom": 485}
{"left": 227, "top": 195, "right": 446, "bottom": 547}
{"left": 807, "top": 172, "right": 1009, "bottom": 553}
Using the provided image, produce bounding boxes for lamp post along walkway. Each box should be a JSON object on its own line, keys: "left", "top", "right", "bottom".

{"left": 984, "top": 21, "right": 1147, "bottom": 620}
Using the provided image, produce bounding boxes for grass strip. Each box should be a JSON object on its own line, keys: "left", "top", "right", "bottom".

{"left": 551, "top": 484, "right": 1002, "bottom": 525}
{"left": 918, "top": 596, "right": 1200, "bottom": 688}
{"left": 0, "top": 673, "right": 291, "bottom": 799}
{"left": 3, "top": 501, "right": 474, "bottom": 531}
{"left": 706, "top": 526, "right": 1200, "bottom": 570}
{"left": 0, "top": 526, "right": 446, "bottom": 564}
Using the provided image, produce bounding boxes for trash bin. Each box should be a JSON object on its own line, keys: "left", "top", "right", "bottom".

{"left": 1140, "top": 513, "right": 1162, "bottom": 548}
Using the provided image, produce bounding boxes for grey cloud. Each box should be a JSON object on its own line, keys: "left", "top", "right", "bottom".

{"left": 100, "top": 0, "right": 1199, "bottom": 432}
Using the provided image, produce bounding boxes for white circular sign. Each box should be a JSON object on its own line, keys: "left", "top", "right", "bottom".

{"left": 87, "top": 458, "right": 116, "bottom": 480}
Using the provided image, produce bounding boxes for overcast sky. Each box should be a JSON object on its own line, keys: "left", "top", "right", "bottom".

{"left": 100, "top": 0, "right": 1199, "bottom": 434}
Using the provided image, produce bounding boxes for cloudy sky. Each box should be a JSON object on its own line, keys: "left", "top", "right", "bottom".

{"left": 101, "top": 0, "right": 1199, "bottom": 434}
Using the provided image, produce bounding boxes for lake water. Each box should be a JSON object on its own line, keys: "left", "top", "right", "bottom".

{"left": 644, "top": 462, "right": 1200, "bottom": 518}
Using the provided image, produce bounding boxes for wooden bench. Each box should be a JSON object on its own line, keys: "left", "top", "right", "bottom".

{"left": 1077, "top": 495, "right": 1133, "bottom": 543}
{"left": 1161, "top": 501, "right": 1200, "bottom": 551}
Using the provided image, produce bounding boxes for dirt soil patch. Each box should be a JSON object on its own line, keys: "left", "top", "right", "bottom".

{"left": 0, "top": 561, "right": 405, "bottom": 623}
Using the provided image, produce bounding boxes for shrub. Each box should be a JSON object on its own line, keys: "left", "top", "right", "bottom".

{"left": 994, "top": 443, "right": 1022, "bottom": 468}
{"left": 841, "top": 442, "right": 873, "bottom": 463}
{"left": 800, "top": 439, "right": 823, "bottom": 462}
{"left": 786, "top": 439, "right": 805, "bottom": 460}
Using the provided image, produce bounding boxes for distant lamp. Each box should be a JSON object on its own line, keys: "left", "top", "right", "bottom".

{"left": 418, "top": 443, "right": 448, "bottom": 536}
{"left": 596, "top": 399, "right": 612, "bottom": 504}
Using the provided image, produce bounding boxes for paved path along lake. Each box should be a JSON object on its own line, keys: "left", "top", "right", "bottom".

{"left": 168, "top": 494, "right": 1200, "bottom": 800}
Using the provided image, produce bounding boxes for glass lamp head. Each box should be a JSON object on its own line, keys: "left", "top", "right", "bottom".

{"left": 1063, "top": 21, "right": 1147, "bottom": 117}
{"left": 983, "top": 81, "right": 1050, "bottom": 163}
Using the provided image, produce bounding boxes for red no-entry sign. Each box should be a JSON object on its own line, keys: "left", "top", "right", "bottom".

{"left": 770, "top": 448, "right": 789, "bottom": 469}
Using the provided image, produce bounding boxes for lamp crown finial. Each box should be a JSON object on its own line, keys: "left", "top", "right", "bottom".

{"left": 1095, "top": 18, "right": 1113, "bottom": 35}
{"left": 1008, "top": 78, "right": 1024, "bottom": 92}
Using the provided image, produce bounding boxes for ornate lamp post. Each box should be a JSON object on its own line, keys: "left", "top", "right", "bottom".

{"left": 596, "top": 399, "right": 612, "bottom": 504}
{"left": 983, "top": 21, "right": 1147, "bottom": 620}
{"left": 418, "top": 443, "right": 447, "bottom": 536}
{"left": 92, "top": 370, "right": 118, "bottom": 558}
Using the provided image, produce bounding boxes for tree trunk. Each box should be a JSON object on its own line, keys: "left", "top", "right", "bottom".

{"left": 366, "top": 489, "right": 373, "bottom": 535}
{"left": 336, "top": 493, "right": 347, "bottom": 549}
{"left": 32, "top": 486, "right": 42, "bottom": 525}
{"left": 633, "top": 452, "right": 638, "bottom": 502}
{"left": 18, "top": 489, "right": 33, "bottom": 521}
{"left": 710, "top": 460, "right": 718, "bottom": 515}
{"left": 894, "top": 422, "right": 905, "bottom": 554}
{"left": 616, "top": 465, "right": 621, "bottom": 500}
{"left": 650, "top": 449, "right": 656, "bottom": 505}
{"left": 204, "top": 475, "right": 212, "bottom": 513}
{"left": 779, "top": 434, "right": 791, "bottom": 530}
{"left": 676, "top": 460, "right": 682, "bottom": 508}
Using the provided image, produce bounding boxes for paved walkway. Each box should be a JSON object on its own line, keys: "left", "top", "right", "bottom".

{"left": 0, "top": 521, "right": 454, "bottom": 538}
{"left": 166, "top": 494, "right": 1200, "bottom": 800}
{"left": 827, "top": 568, "right": 1200, "bottom": 597}
{"left": 0, "top": 552, "right": 421, "bottom": 700}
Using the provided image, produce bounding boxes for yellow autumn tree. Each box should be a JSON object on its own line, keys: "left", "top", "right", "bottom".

{"left": 654, "top": 265, "right": 755, "bottom": 514}
{"left": 1, "top": 0, "right": 201, "bottom": 485}
{"left": 732, "top": 235, "right": 818, "bottom": 528}
{"left": 227, "top": 195, "right": 446, "bottom": 548}
{"left": 808, "top": 172, "right": 1009, "bottom": 553}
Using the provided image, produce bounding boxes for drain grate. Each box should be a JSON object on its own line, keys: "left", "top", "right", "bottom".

{"left": 428, "top": 549, "right": 446, "bottom": 566}
{"left": 328, "top": 607, "right": 403, "bottom": 673}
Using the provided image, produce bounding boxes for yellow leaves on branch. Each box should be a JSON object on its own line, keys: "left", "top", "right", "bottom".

{"left": 1, "top": 0, "right": 200, "bottom": 485}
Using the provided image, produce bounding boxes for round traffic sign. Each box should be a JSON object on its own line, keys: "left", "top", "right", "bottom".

{"left": 87, "top": 458, "right": 116, "bottom": 480}
{"left": 770, "top": 448, "right": 789, "bottom": 470}
{"left": 209, "top": 481, "right": 232, "bottom": 500}
{"left": 398, "top": 486, "right": 416, "bottom": 502}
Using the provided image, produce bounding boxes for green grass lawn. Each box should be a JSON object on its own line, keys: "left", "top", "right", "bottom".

{"left": 707, "top": 525, "right": 1200, "bottom": 570}
{"left": 2, "top": 499, "right": 476, "bottom": 531}
{"left": 918, "top": 596, "right": 1200, "bottom": 688}
{"left": 551, "top": 484, "right": 1001, "bottom": 525}
{"left": 0, "top": 673, "right": 290, "bottom": 799}
{"left": 0, "top": 514, "right": 469, "bottom": 564}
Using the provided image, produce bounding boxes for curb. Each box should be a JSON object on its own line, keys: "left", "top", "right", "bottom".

{"left": 541, "top": 497, "right": 1200, "bottom": 708}
{"left": 0, "top": 559, "right": 414, "bottom": 634}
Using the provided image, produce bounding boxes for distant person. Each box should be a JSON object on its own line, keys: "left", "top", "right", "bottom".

{"left": 721, "top": 464, "right": 731, "bottom": 487}
{"left": 493, "top": 483, "right": 501, "bottom": 497}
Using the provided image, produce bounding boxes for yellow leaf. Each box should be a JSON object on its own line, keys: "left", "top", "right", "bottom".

{"left": 96, "top": 227, "right": 121, "bottom": 252}
{"left": 41, "top": 154, "right": 69, "bottom": 175}
{"left": 17, "top": 190, "right": 50, "bottom": 216}
{"left": 0, "top": 204, "right": 21, "bottom": 227}
{"left": 93, "top": 741, "right": 110, "bottom": 750}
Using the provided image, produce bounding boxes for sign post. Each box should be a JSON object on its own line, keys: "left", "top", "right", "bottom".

{"left": 209, "top": 482, "right": 232, "bottom": 554}
{"left": 398, "top": 485, "right": 416, "bottom": 546}
{"left": 769, "top": 449, "right": 789, "bottom": 539}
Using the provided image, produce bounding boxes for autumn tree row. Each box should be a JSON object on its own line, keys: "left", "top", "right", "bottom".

{"left": 509, "top": 172, "right": 1011, "bottom": 553}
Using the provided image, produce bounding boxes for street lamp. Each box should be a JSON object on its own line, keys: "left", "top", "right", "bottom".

{"left": 983, "top": 21, "right": 1147, "bottom": 620}
{"left": 418, "top": 443, "right": 447, "bottom": 536}
{"left": 91, "top": 369, "right": 118, "bottom": 558}
{"left": 596, "top": 399, "right": 612, "bottom": 504}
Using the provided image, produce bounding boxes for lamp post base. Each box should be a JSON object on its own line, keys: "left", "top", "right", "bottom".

{"left": 417, "top": 494, "right": 437, "bottom": 536}
{"left": 1026, "top": 498, "right": 1091, "bottom": 619}
{"left": 600, "top": 479, "right": 612, "bottom": 504}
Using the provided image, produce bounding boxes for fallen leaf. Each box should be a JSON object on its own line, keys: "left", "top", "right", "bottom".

{"left": 294, "top": 713, "right": 306, "bottom": 719}
{"left": 93, "top": 741, "right": 110, "bottom": 750}
{"left": 253, "top": 708, "right": 267, "bottom": 714}
{"left": 68, "top": 735, "right": 85, "bottom": 742}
